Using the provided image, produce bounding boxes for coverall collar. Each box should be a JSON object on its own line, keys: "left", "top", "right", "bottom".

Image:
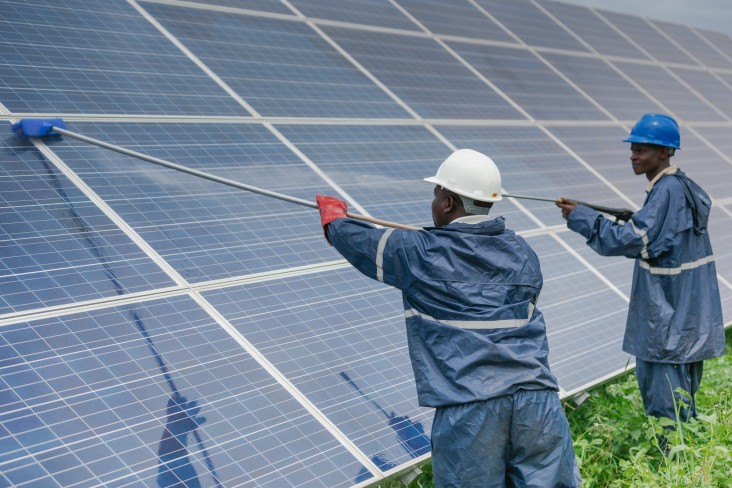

{"left": 452, "top": 215, "right": 493, "bottom": 224}
{"left": 646, "top": 164, "right": 678, "bottom": 193}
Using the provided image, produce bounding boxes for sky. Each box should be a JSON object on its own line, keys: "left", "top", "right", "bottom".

{"left": 555, "top": 0, "right": 732, "bottom": 38}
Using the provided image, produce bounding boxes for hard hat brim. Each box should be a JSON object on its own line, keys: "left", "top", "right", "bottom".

{"left": 623, "top": 135, "right": 681, "bottom": 149}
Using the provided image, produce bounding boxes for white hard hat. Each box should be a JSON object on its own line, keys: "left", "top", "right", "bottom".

{"left": 424, "top": 149, "right": 502, "bottom": 202}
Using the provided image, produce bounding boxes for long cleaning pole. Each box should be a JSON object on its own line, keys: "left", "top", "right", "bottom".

{"left": 48, "top": 126, "right": 420, "bottom": 231}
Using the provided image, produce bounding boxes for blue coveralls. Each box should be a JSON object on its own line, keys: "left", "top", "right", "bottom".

{"left": 567, "top": 166, "right": 725, "bottom": 420}
{"left": 326, "top": 215, "right": 580, "bottom": 487}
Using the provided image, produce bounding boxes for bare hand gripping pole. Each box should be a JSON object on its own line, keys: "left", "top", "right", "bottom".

{"left": 13, "top": 118, "right": 420, "bottom": 231}
{"left": 504, "top": 193, "right": 634, "bottom": 223}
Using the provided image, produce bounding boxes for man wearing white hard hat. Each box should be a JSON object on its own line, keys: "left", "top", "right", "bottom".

{"left": 317, "top": 149, "right": 580, "bottom": 487}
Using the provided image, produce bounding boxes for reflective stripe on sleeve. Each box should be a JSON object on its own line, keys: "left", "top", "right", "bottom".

{"left": 639, "top": 255, "right": 715, "bottom": 275}
{"left": 631, "top": 219, "right": 650, "bottom": 259}
{"left": 376, "top": 228, "right": 394, "bottom": 283}
{"left": 405, "top": 303, "right": 535, "bottom": 330}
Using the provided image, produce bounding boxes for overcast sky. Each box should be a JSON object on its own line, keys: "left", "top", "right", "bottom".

{"left": 554, "top": 0, "right": 732, "bottom": 38}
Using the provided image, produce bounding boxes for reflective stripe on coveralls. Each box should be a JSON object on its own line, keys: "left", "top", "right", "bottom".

{"left": 405, "top": 304, "right": 535, "bottom": 329}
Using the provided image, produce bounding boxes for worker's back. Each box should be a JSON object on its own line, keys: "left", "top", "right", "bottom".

{"left": 327, "top": 216, "right": 560, "bottom": 408}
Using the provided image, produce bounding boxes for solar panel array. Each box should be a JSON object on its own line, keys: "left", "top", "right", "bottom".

{"left": 2, "top": 0, "right": 731, "bottom": 486}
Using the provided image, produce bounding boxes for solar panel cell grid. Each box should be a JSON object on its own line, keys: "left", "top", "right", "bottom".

{"left": 537, "top": 0, "right": 650, "bottom": 60}
{"left": 669, "top": 67, "right": 732, "bottom": 119}
{"left": 276, "top": 123, "right": 452, "bottom": 226}
{"left": 0, "top": 125, "right": 174, "bottom": 315}
{"left": 322, "top": 26, "right": 526, "bottom": 120}
{"left": 0, "top": 0, "right": 244, "bottom": 115}
{"left": 525, "top": 234, "right": 631, "bottom": 391}
{"left": 539, "top": 53, "right": 667, "bottom": 121}
{"left": 475, "top": 0, "right": 591, "bottom": 53}
{"left": 44, "top": 121, "right": 342, "bottom": 282}
{"left": 597, "top": 10, "right": 701, "bottom": 66}
{"left": 611, "top": 60, "right": 725, "bottom": 122}
{"left": 143, "top": 2, "right": 411, "bottom": 119}
{"left": 650, "top": 21, "right": 732, "bottom": 70}
{"left": 202, "top": 268, "right": 433, "bottom": 472}
{"left": 0, "top": 296, "right": 369, "bottom": 487}
{"left": 396, "top": 0, "right": 516, "bottom": 43}
{"left": 447, "top": 41, "right": 610, "bottom": 121}
{"left": 290, "top": 0, "right": 420, "bottom": 31}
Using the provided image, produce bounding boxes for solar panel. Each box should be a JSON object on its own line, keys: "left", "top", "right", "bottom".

{"left": 0, "top": 1, "right": 244, "bottom": 115}
{"left": 474, "top": 0, "right": 592, "bottom": 53}
{"left": 536, "top": 0, "right": 651, "bottom": 60}
{"left": 320, "top": 26, "right": 526, "bottom": 120}
{"left": 142, "top": 3, "right": 412, "bottom": 119}
{"left": 2, "top": 0, "right": 731, "bottom": 486}
{"left": 611, "top": 60, "right": 727, "bottom": 122}
{"left": 289, "top": 0, "right": 421, "bottom": 31}
{"left": 394, "top": 0, "right": 515, "bottom": 42}
{"left": 595, "top": 9, "right": 701, "bottom": 65}
{"left": 445, "top": 42, "right": 610, "bottom": 120}
{"left": 650, "top": 21, "right": 732, "bottom": 70}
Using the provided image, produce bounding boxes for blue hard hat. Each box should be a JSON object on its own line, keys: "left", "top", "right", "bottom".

{"left": 623, "top": 113, "right": 681, "bottom": 149}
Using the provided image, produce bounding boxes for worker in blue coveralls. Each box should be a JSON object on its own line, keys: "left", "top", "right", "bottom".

{"left": 556, "top": 113, "right": 725, "bottom": 425}
{"left": 317, "top": 149, "right": 580, "bottom": 487}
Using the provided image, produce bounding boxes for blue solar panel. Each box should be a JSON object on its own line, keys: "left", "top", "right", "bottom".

{"left": 184, "top": 0, "right": 294, "bottom": 15}
{"left": 668, "top": 131, "right": 732, "bottom": 202}
{"left": 651, "top": 21, "right": 732, "bottom": 70}
{"left": 476, "top": 0, "right": 591, "bottom": 53}
{"left": 597, "top": 10, "right": 701, "bottom": 66}
{"left": 321, "top": 26, "right": 526, "bottom": 120}
{"left": 539, "top": 53, "right": 668, "bottom": 121}
{"left": 0, "top": 122, "right": 175, "bottom": 315}
{"left": 668, "top": 67, "right": 732, "bottom": 119}
{"left": 397, "top": 0, "right": 516, "bottom": 42}
{"left": 542, "top": 124, "right": 666, "bottom": 217}
{"left": 695, "top": 29, "right": 732, "bottom": 57}
{"left": 538, "top": 0, "right": 651, "bottom": 60}
{"left": 707, "top": 210, "right": 732, "bottom": 321}
{"left": 142, "top": 3, "right": 410, "bottom": 119}
{"left": 276, "top": 124, "right": 450, "bottom": 226}
{"left": 607, "top": 60, "right": 726, "bottom": 122}
{"left": 42, "top": 121, "right": 343, "bottom": 282}
{"left": 0, "top": 295, "right": 371, "bottom": 487}
{"left": 0, "top": 0, "right": 245, "bottom": 115}
{"left": 526, "top": 234, "right": 631, "bottom": 393}
{"left": 698, "top": 126, "right": 732, "bottom": 157}
{"left": 202, "top": 267, "right": 433, "bottom": 476}
{"left": 447, "top": 42, "right": 611, "bottom": 121}
{"left": 289, "top": 0, "right": 420, "bottom": 31}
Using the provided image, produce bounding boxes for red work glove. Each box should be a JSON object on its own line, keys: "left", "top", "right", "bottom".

{"left": 316, "top": 194, "right": 348, "bottom": 244}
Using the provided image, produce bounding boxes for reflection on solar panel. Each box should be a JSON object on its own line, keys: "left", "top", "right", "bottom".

{"left": 1, "top": 0, "right": 731, "bottom": 486}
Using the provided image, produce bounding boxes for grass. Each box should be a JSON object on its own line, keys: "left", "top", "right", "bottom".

{"left": 380, "top": 327, "right": 731, "bottom": 488}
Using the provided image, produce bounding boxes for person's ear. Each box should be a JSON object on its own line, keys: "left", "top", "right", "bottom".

{"left": 444, "top": 193, "right": 457, "bottom": 212}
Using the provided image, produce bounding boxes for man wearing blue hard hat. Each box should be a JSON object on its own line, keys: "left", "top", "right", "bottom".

{"left": 557, "top": 114, "right": 725, "bottom": 429}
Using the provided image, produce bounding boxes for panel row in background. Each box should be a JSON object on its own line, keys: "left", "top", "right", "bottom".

{"left": 4, "top": 120, "right": 732, "bottom": 317}
{"left": 0, "top": 242, "right": 642, "bottom": 488}
{"left": 2, "top": 0, "right": 732, "bottom": 120}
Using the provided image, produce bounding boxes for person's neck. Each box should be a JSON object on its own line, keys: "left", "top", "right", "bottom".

{"left": 646, "top": 161, "right": 671, "bottom": 181}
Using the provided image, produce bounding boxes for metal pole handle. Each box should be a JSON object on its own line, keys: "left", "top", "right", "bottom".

{"left": 50, "top": 127, "right": 420, "bottom": 231}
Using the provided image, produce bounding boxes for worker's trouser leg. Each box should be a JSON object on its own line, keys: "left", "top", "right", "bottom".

{"left": 430, "top": 389, "right": 580, "bottom": 488}
{"left": 635, "top": 359, "right": 704, "bottom": 421}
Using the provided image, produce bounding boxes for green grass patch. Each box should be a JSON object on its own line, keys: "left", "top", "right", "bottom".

{"left": 381, "top": 328, "right": 731, "bottom": 488}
